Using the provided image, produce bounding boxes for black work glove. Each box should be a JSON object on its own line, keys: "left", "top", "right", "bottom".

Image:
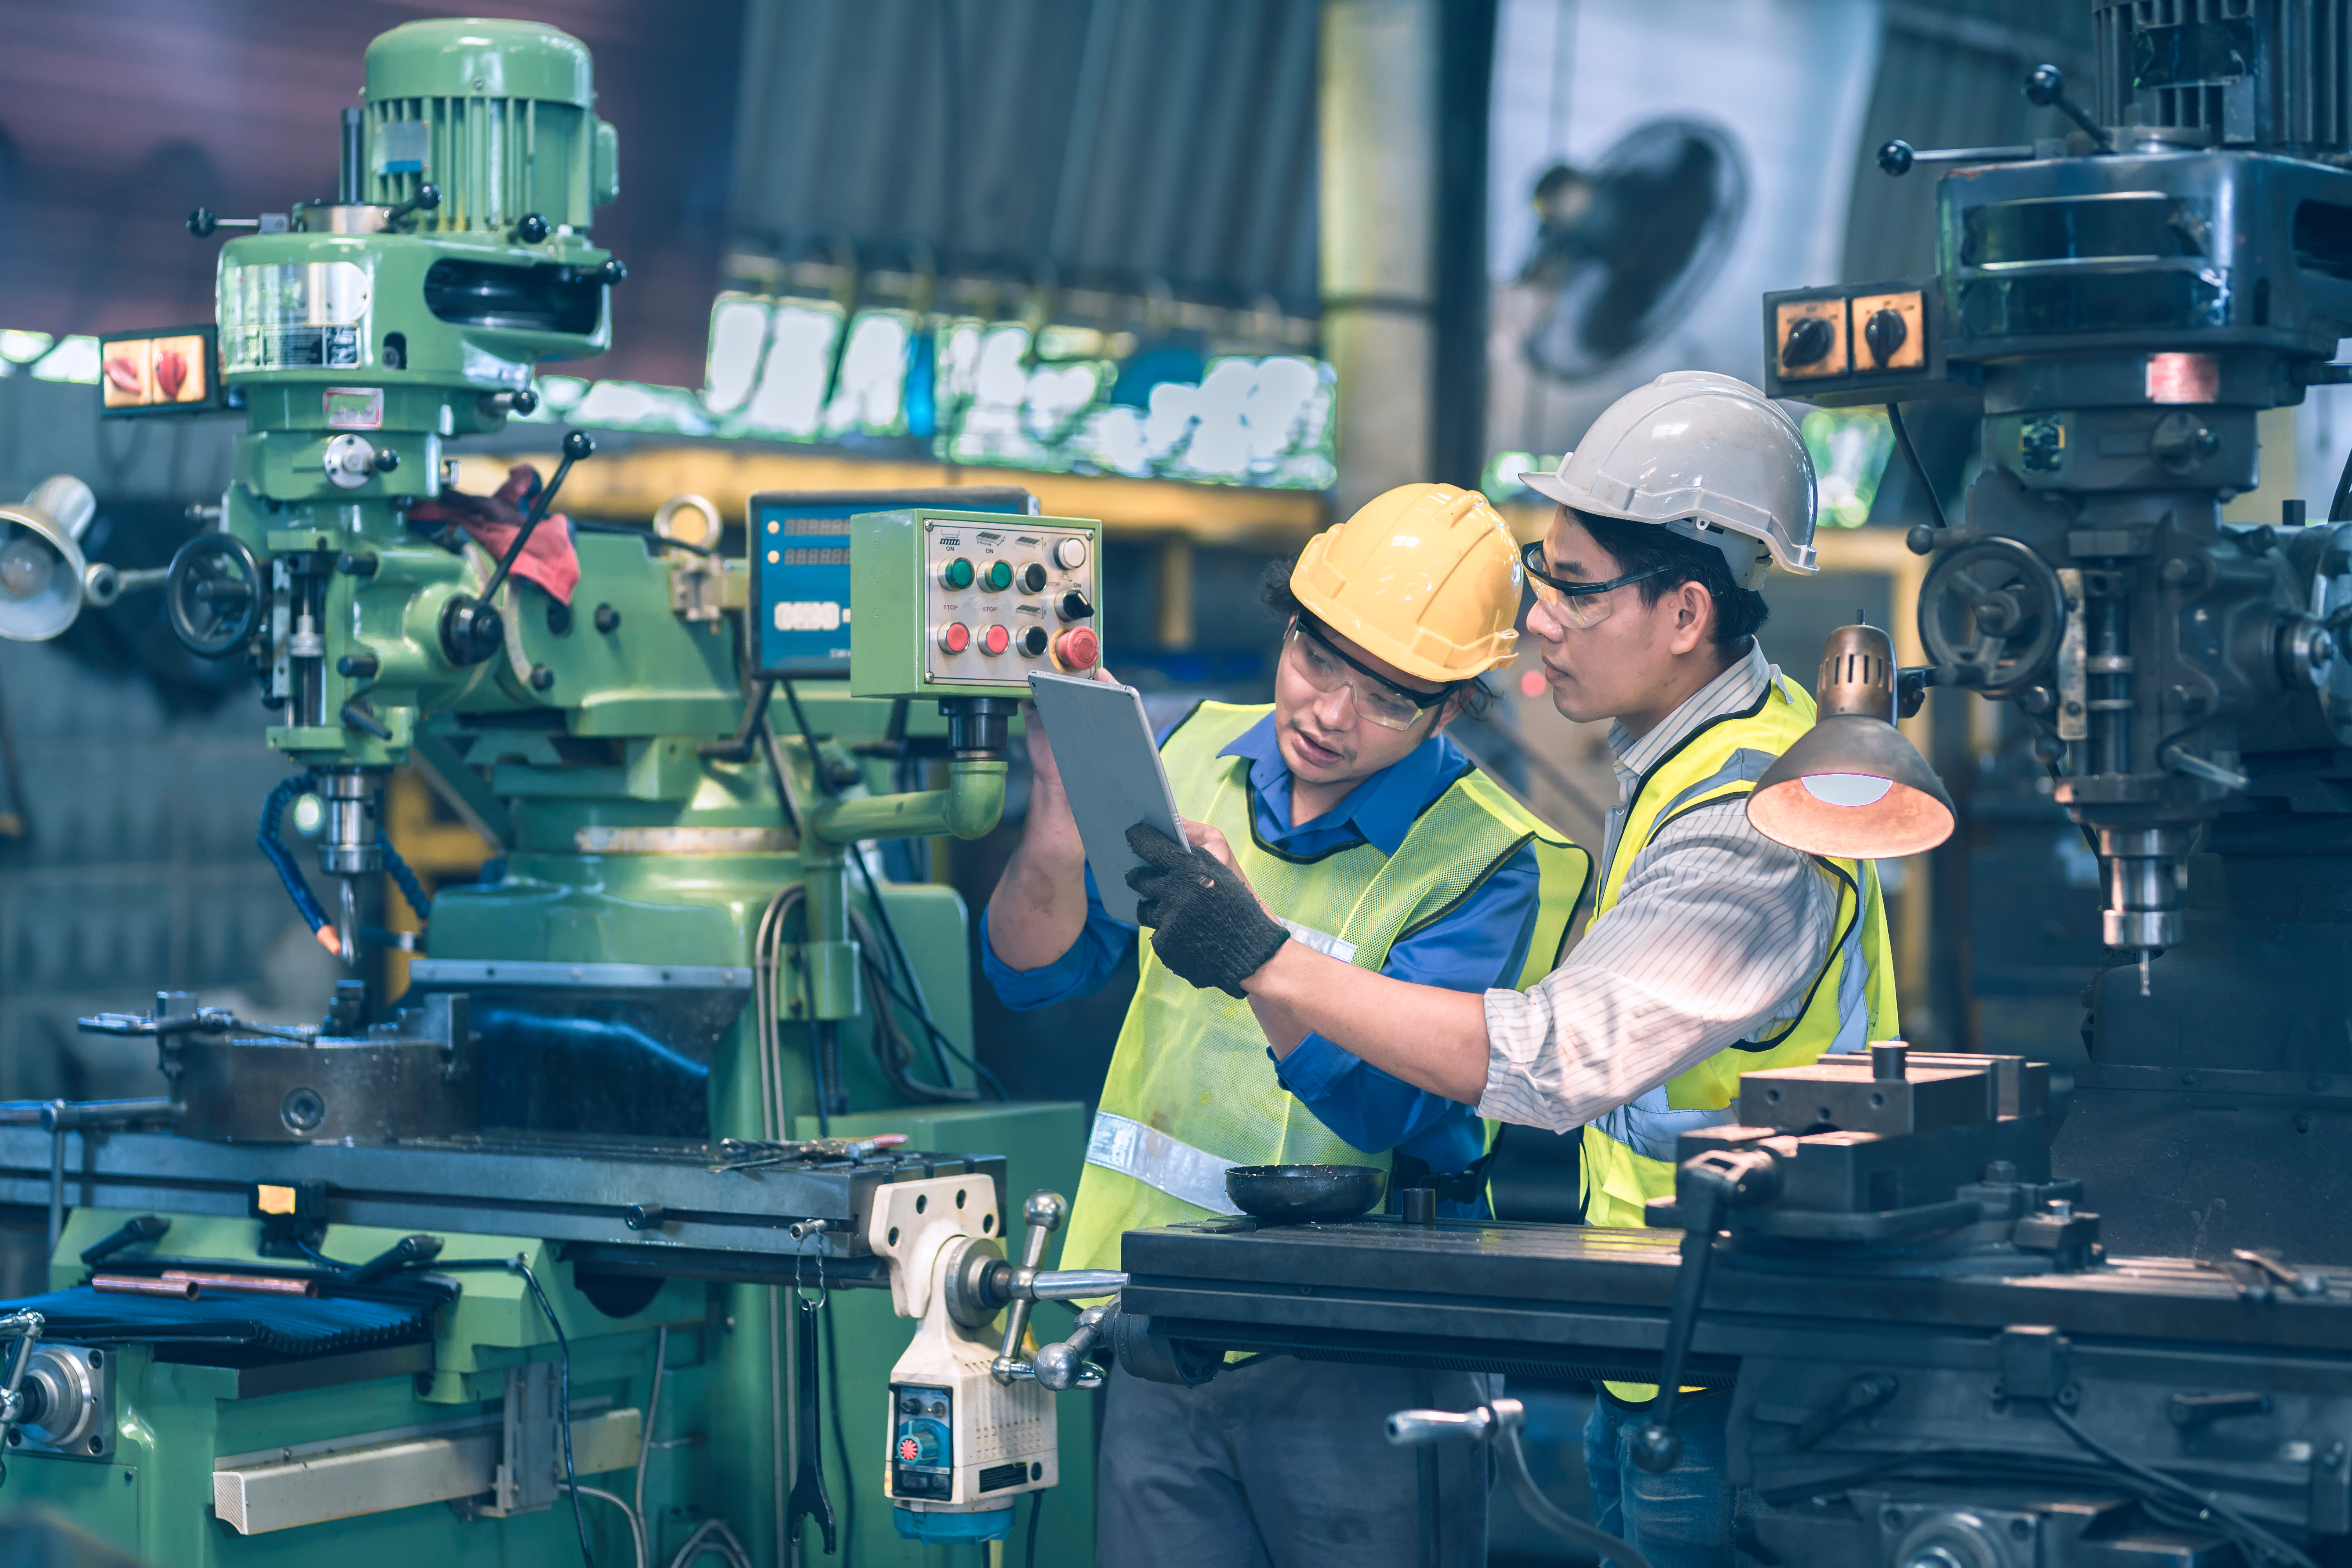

{"left": 1125, "top": 822, "right": 1290, "bottom": 999}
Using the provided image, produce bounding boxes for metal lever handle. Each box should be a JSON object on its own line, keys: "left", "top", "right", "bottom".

{"left": 75, "top": 1009, "right": 226, "bottom": 1039}
{"left": 993, "top": 1190, "right": 1066, "bottom": 1384}
{"left": 383, "top": 184, "right": 442, "bottom": 228}
{"left": 2023, "top": 64, "right": 2113, "bottom": 152}
{"left": 1385, "top": 1406, "right": 1501, "bottom": 1446}
{"left": 348, "top": 1233, "right": 445, "bottom": 1285}
{"left": 187, "top": 209, "right": 260, "bottom": 236}
{"left": 0, "top": 1311, "right": 46, "bottom": 1488}
{"left": 477, "top": 430, "right": 594, "bottom": 605}
{"left": 1877, "top": 139, "right": 2035, "bottom": 176}
{"left": 1033, "top": 1301, "right": 1118, "bottom": 1392}
{"left": 1025, "top": 1269, "right": 1127, "bottom": 1300}
{"left": 1384, "top": 1399, "right": 1653, "bottom": 1568}
{"left": 79, "top": 1214, "right": 169, "bottom": 1268}
{"left": 1633, "top": 1147, "right": 1779, "bottom": 1474}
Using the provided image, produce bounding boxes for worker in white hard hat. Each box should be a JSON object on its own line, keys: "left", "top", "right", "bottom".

{"left": 1129, "top": 372, "right": 1898, "bottom": 1568}
{"left": 982, "top": 482, "right": 1590, "bottom": 1568}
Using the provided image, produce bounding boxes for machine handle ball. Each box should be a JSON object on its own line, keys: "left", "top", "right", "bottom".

{"left": 1629, "top": 1417, "right": 1680, "bottom": 1474}
{"left": 164, "top": 534, "right": 263, "bottom": 657}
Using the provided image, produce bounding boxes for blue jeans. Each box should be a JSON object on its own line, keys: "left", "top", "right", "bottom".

{"left": 1584, "top": 1389, "right": 1736, "bottom": 1568}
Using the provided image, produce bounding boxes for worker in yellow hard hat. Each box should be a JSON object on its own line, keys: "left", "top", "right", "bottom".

{"left": 980, "top": 482, "right": 1589, "bottom": 1568}
{"left": 1128, "top": 374, "right": 1896, "bottom": 1568}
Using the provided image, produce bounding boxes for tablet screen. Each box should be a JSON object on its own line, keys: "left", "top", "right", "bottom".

{"left": 1027, "top": 671, "right": 1186, "bottom": 924}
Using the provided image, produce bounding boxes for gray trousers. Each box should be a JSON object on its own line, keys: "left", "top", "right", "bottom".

{"left": 1096, "top": 1358, "right": 1491, "bottom": 1568}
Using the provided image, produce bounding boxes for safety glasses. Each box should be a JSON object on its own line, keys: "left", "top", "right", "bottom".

{"left": 1283, "top": 618, "right": 1452, "bottom": 732}
{"left": 1521, "top": 539, "right": 1673, "bottom": 630}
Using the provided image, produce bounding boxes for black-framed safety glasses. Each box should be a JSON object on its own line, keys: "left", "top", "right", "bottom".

{"left": 1520, "top": 539, "right": 1675, "bottom": 630}
{"left": 1284, "top": 616, "right": 1455, "bottom": 731}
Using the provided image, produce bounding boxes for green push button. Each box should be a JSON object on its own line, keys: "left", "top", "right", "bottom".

{"left": 942, "top": 557, "right": 975, "bottom": 590}
{"left": 981, "top": 559, "right": 1013, "bottom": 592}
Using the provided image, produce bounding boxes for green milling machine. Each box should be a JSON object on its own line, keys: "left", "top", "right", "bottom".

{"left": 0, "top": 17, "right": 1119, "bottom": 1567}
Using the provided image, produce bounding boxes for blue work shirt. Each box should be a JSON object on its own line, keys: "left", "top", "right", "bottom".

{"left": 980, "top": 711, "right": 1543, "bottom": 1180}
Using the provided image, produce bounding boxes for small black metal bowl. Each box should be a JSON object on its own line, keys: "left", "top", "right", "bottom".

{"left": 1225, "top": 1163, "right": 1388, "bottom": 1224}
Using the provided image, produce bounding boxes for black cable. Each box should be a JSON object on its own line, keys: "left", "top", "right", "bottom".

{"left": 2045, "top": 1406, "right": 2314, "bottom": 1568}
{"left": 778, "top": 679, "right": 1007, "bottom": 1101}
{"left": 823, "top": 1299, "right": 856, "bottom": 1565}
{"left": 1024, "top": 1486, "right": 1044, "bottom": 1568}
{"left": 858, "top": 945, "right": 1008, "bottom": 1100}
{"left": 292, "top": 1238, "right": 349, "bottom": 1272}
{"left": 806, "top": 1016, "right": 831, "bottom": 1137}
{"left": 851, "top": 935, "right": 972, "bottom": 1102}
{"left": 759, "top": 717, "right": 801, "bottom": 839}
{"left": 1886, "top": 401, "right": 1949, "bottom": 532}
{"left": 571, "top": 517, "right": 716, "bottom": 556}
{"left": 849, "top": 851, "right": 1002, "bottom": 1097}
{"left": 513, "top": 1256, "right": 596, "bottom": 1568}
{"left": 2331, "top": 444, "right": 2352, "bottom": 522}
{"left": 780, "top": 680, "right": 833, "bottom": 793}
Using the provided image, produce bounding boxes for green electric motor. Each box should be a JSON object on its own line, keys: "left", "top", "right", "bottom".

{"left": 186, "top": 16, "right": 623, "bottom": 775}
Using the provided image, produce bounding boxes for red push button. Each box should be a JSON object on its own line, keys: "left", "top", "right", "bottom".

{"left": 979, "top": 624, "right": 1011, "bottom": 655}
{"left": 1054, "top": 627, "right": 1101, "bottom": 670}
{"left": 938, "top": 622, "right": 971, "bottom": 654}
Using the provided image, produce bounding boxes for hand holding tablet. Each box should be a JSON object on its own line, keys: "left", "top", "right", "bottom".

{"left": 1026, "top": 670, "right": 1186, "bottom": 925}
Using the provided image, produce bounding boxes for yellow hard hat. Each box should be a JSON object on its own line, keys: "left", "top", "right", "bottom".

{"left": 1289, "top": 483, "right": 1523, "bottom": 683}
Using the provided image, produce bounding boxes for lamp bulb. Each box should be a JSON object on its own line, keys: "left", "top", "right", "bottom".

{"left": 0, "top": 535, "right": 53, "bottom": 602}
{"left": 1800, "top": 773, "right": 1895, "bottom": 808}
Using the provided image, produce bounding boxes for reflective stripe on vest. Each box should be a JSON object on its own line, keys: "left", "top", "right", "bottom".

{"left": 1059, "top": 701, "right": 1592, "bottom": 1272}
{"left": 1085, "top": 1109, "right": 1243, "bottom": 1216}
{"left": 1579, "top": 674, "right": 1899, "bottom": 1229}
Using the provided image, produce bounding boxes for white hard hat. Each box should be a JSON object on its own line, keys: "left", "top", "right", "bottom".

{"left": 1520, "top": 371, "right": 1818, "bottom": 590}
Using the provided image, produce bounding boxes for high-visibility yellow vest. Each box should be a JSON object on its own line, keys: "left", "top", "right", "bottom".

{"left": 1061, "top": 702, "right": 1590, "bottom": 1274}
{"left": 1579, "top": 673, "right": 1900, "bottom": 1232}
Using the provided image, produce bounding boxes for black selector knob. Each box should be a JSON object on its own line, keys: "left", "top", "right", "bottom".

{"left": 1782, "top": 314, "right": 1835, "bottom": 368}
{"left": 899, "top": 1395, "right": 922, "bottom": 1415}
{"left": 1017, "top": 561, "right": 1049, "bottom": 594}
{"left": 1862, "top": 308, "right": 1907, "bottom": 367}
{"left": 1017, "top": 624, "right": 1050, "bottom": 657}
{"left": 1057, "top": 590, "right": 1094, "bottom": 622}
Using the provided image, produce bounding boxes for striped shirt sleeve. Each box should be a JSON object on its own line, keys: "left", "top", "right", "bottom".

{"left": 1474, "top": 797, "right": 1838, "bottom": 1133}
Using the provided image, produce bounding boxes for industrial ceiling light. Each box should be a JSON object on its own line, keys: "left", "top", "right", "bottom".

{"left": 1747, "top": 623, "right": 1955, "bottom": 858}
{"left": 0, "top": 475, "right": 96, "bottom": 643}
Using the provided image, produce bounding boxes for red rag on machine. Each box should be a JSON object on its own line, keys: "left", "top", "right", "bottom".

{"left": 406, "top": 463, "right": 582, "bottom": 604}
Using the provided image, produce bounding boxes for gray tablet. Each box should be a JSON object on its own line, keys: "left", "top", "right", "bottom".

{"left": 1028, "top": 670, "right": 1186, "bottom": 924}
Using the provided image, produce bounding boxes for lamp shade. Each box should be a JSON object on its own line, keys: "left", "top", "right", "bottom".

{"left": 0, "top": 477, "right": 93, "bottom": 644}
{"left": 1746, "top": 624, "right": 1956, "bottom": 859}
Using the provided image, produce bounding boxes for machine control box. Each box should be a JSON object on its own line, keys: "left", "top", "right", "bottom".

{"left": 1760, "top": 276, "right": 1974, "bottom": 407}
{"left": 889, "top": 1382, "right": 957, "bottom": 1500}
{"left": 851, "top": 508, "right": 1103, "bottom": 701}
{"left": 750, "top": 487, "right": 1038, "bottom": 680}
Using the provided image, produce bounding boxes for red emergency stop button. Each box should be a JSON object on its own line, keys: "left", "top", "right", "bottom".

{"left": 979, "top": 624, "right": 1011, "bottom": 656}
{"left": 937, "top": 622, "right": 971, "bottom": 653}
{"left": 1054, "top": 627, "right": 1101, "bottom": 670}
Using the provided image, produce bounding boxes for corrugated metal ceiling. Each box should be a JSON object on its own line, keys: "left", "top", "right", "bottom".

{"left": 1842, "top": 0, "right": 2100, "bottom": 282}
{"left": 728, "top": 0, "right": 1320, "bottom": 318}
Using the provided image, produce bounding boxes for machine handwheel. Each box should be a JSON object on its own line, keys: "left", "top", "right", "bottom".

{"left": 165, "top": 533, "right": 263, "bottom": 656}
{"left": 1918, "top": 537, "right": 2066, "bottom": 697}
